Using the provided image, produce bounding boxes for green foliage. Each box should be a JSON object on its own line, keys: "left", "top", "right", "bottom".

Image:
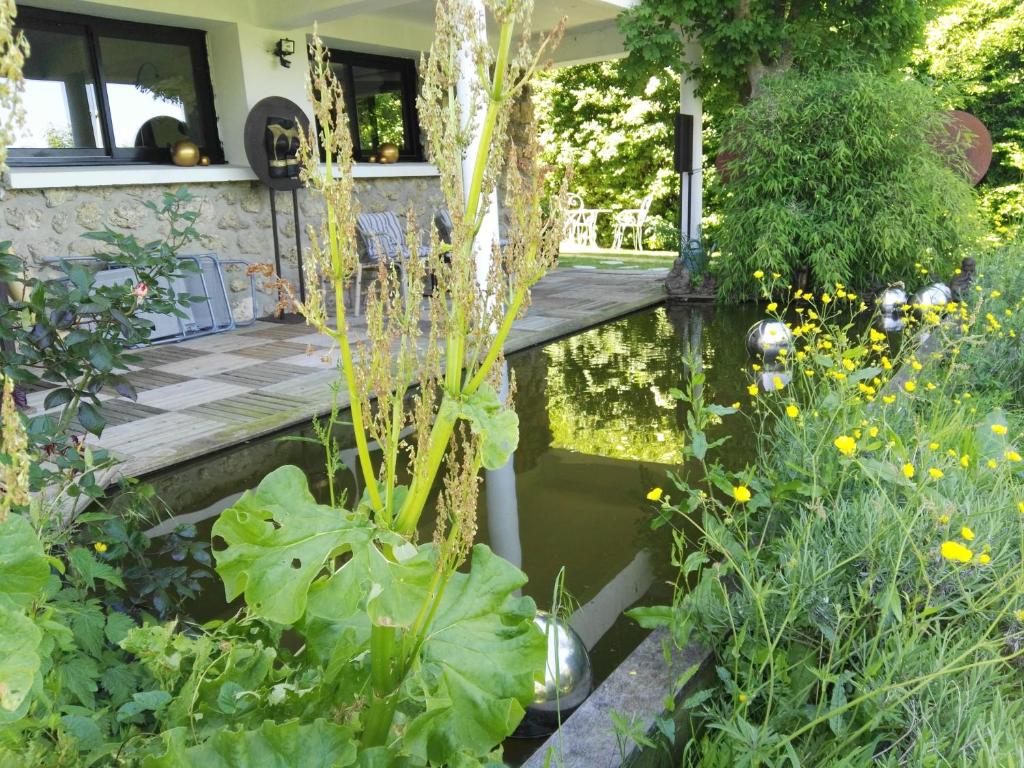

{"left": 533, "top": 61, "right": 681, "bottom": 249}
{"left": 916, "top": 0, "right": 1024, "bottom": 240}
{"left": 618, "top": 0, "right": 932, "bottom": 111}
{"left": 712, "top": 70, "right": 978, "bottom": 299}
{"left": 643, "top": 244, "right": 1024, "bottom": 763}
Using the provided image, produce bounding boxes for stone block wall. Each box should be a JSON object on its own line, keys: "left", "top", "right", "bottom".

{"left": 1, "top": 175, "right": 444, "bottom": 319}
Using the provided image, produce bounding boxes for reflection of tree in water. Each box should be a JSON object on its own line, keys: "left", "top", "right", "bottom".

{"left": 508, "top": 348, "right": 553, "bottom": 472}
{"left": 543, "top": 305, "right": 762, "bottom": 467}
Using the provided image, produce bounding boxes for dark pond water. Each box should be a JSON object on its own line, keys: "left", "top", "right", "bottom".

{"left": 140, "top": 302, "right": 763, "bottom": 757}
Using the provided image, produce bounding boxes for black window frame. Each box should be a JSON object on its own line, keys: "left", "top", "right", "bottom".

{"left": 9, "top": 6, "right": 223, "bottom": 167}
{"left": 319, "top": 48, "right": 423, "bottom": 163}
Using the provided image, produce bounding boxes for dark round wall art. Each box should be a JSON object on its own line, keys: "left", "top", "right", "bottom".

{"left": 243, "top": 96, "right": 312, "bottom": 191}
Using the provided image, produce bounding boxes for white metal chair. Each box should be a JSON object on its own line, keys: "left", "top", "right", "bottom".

{"left": 611, "top": 193, "right": 654, "bottom": 251}
{"left": 563, "top": 192, "right": 601, "bottom": 248}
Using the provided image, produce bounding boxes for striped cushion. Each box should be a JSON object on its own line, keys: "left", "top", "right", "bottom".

{"left": 356, "top": 211, "right": 408, "bottom": 263}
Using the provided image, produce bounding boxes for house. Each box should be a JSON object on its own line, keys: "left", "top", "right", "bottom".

{"left": 2, "top": 0, "right": 703, "bottom": 318}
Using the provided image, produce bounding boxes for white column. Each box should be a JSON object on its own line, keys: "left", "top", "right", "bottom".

{"left": 679, "top": 40, "right": 703, "bottom": 244}
{"left": 456, "top": 0, "right": 500, "bottom": 289}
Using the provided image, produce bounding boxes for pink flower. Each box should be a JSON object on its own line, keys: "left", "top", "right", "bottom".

{"left": 132, "top": 282, "right": 149, "bottom": 305}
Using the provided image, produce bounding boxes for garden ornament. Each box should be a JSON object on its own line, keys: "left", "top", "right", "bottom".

{"left": 519, "top": 612, "right": 592, "bottom": 736}
{"left": 746, "top": 319, "right": 794, "bottom": 363}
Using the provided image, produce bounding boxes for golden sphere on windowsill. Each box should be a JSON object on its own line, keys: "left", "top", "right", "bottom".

{"left": 199, "top": 155, "right": 210, "bottom": 166}
{"left": 378, "top": 142, "right": 400, "bottom": 163}
{"left": 171, "top": 140, "right": 200, "bottom": 167}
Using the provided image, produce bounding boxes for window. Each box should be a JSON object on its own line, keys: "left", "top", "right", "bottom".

{"left": 322, "top": 49, "right": 423, "bottom": 162}
{"left": 10, "top": 7, "right": 222, "bottom": 165}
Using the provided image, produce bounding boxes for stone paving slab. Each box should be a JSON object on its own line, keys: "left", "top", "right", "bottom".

{"left": 30, "top": 268, "right": 665, "bottom": 483}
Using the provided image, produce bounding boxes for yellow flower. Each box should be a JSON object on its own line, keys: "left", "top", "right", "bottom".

{"left": 928, "top": 467, "right": 944, "bottom": 479}
{"left": 94, "top": 542, "right": 108, "bottom": 553}
{"left": 731, "top": 401, "right": 741, "bottom": 409}
{"left": 773, "top": 376, "right": 785, "bottom": 390}
{"left": 833, "top": 435, "right": 857, "bottom": 457}
{"left": 869, "top": 328, "right": 886, "bottom": 342}
{"left": 786, "top": 404, "right": 799, "bottom": 418}
{"left": 940, "top": 540, "right": 973, "bottom": 563}
{"left": 882, "top": 394, "right": 896, "bottom": 404}
{"left": 904, "top": 381, "right": 917, "bottom": 393}
{"left": 738, "top": 692, "right": 748, "bottom": 703}
{"left": 732, "top": 485, "right": 752, "bottom": 503}
{"left": 961, "top": 526, "right": 975, "bottom": 541}
{"left": 991, "top": 423, "right": 1008, "bottom": 436}
{"left": 991, "top": 290, "right": 1002, "bottom": 298}
{"left": 929, "top": 442, "right": 940, "bottom": 451}
{"left": 1015, "top": 609, "right": 1024, "bottom": 622}
{"left": 1017, "top": 501, "right": 1024, "bottom": 514}
{"left": 747, "top": 384, "right": 758, "bottom": 396}
{"left": 869, "top": 426, "right": 879, "bottom": 438}
{"left": 988, "top": 459, "right": 998, "bottom": 469}
{"left": 960, "top": 454, "right": 970, "bottom": 468}
{"left": 910, "top": 358, "right": 923, "bottom": 371}
{"left": 842, "top": 358, "right": 856, "bottom": 372}
{"left": 937, "top": 513, "right": 950, "bottom": 525}
{"left": 977, "top": 553, "right": 991, "bottom": 565}
{"left": 902, "top": 463, "right": 915, "bottom": 479}
{"left": 1006, "top": 450, "right": 1022, "bottom": 462}
{"left": 767, "top": 302, "right": 778, "bottom": 312}
{"left": 881, "top": 356, "right": 893, "bottom": 370}
{"left": 753, "top": 270, "right": 765, "bottom": 279}
{"left": 646, "top": 487, "right": 663, "bottom": 501}
{"left": 821, "top": 294, "right": 832, "bottom": 304}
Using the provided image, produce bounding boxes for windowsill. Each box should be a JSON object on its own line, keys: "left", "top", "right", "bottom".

{"left": 6, "top": 164, "right": 258, "bottom": 190}
{"left": 6, "top": 162, "right": 441, "bottom": 190}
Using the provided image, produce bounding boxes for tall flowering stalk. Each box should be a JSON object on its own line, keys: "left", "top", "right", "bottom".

{"left": 210, "top": 0, "right": 567, "bottom": 757}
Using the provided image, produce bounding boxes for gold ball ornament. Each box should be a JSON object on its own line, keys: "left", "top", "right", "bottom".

{"left": 199, "top": 155, "right": 210, "bottom": 166}
{"left": 378, "top": 142, "right": 400, "bottom": 164}
{"left": 368, "top": 154, "right": 378, "bottom": 163}
{"left": 171, "top": 140, "right": 200, "bottom": 167}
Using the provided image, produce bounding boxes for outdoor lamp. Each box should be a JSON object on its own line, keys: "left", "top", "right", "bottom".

{"left": 274, "top": 38, "right": 296, "bottom": 68}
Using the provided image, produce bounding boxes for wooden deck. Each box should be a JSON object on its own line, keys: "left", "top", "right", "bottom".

{"left": 33, "top": 268, "right": 667, "bottom": 483}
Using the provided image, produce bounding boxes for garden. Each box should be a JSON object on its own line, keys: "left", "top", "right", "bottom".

{"left": 2, "top": 0, "right": 1023, "bottom": 765}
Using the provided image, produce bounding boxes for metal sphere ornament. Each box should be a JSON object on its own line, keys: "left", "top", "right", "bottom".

{"left": 378, "top": 142, "right": 400, "bottom": 163}
{"left": 745, "top": 320, "right": 794, "bottom": 363}
{"left": 518, "top": 612, "right": 592, "bottom": 737}
{"left": 878, "top": 314, "right": 905, "bottom": 333}
{"left": 757, "top": 366, "right": 792, "bottom": 393}
{"left": 877, "top": 285, "right": 908, "bottom": 317}
{"left": 171, "top": 140, "right": 200, "bottom": 167}
{"left": 912, "top": 282, "right": 953, "bottom": 314}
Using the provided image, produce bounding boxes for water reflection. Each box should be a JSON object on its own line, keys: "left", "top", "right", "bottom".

{"left": 141, "top": 304, "right": 763, "bottom": 687}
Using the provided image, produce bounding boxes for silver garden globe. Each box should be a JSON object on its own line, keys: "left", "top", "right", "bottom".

{"left": 521, "top": 612, "right": 592, "bottom": 733}
{"left": 745, "top": 320, "right": 793, "bottom": 362}
{"left": 877, "top": 286, "right": 908, "bottom": 317}
{"left": 912, "top": 283, "right": 953, "bottom": 313}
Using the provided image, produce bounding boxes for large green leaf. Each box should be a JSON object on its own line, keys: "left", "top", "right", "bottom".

{"left": 212, "top": 466, "right": 374, "bottom": 625}
{"left": 0, "top": 514, "right": 50, "bottom": 609}
{"left": 448, "top": 383, "right": 520, "bottom": 470}
{"left": 143, "top": 719, "right": 358, "bottom": 768}
{"left": 402, "top": 544, "right": 545, "bottom": 764}
{"left": 0, "top": 600, "right": 42, "bottom": 716}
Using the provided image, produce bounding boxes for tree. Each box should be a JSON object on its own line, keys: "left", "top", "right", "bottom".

{"left": 619, "top": 0, "right": 932, "bottom": 113}
{"left": 916, "top": 0, "right": 1024, "bottom": 240}
{"left": 533, "top": 60, "right": 681, "bottom": 249}
{"left": 712, "top": 70, "right": 977, "bottom": 299}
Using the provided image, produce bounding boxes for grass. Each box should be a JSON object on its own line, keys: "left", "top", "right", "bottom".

{"left": 635, "top": 244, "right": 1024, "bottom": 766}
{"left": 557, "top": 246, "right": 675, "bottom": 271}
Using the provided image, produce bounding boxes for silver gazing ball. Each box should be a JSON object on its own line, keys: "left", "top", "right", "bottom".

{"left": 758, "top": 366, "right": 793, "bottom": 393}
{"left": 878, "top": 314, "right": 905, "bottom": 333}
{"left": 521, "top": 612, "right": 592, "bottom": 734}
{"left": 877, "top": 286, "right": 908, "bottom": 317}
{"left": 912, "top": 282, "right": 953, "bottom": 312}
{"left": 745, "top": 320, "right": 794, "bottom": 362}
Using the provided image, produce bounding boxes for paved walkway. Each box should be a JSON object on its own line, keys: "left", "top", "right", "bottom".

{"left": 30, "top": 268, "right": 666, "bottom": 481}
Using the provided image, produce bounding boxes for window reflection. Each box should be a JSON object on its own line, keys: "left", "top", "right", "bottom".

{"left": 13, "top": 25, "right": 101, "bottom": 149}
{"left": 98, "top": 36, "right": 201, "bottom": 149}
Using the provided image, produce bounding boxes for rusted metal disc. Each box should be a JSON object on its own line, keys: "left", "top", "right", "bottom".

{"left": 943, "top": 111, "right": 992, "bottom": 186}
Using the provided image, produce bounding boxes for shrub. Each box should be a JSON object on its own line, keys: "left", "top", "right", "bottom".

{"left": 713, "top": 70, "right": 979, "bottom": 300}
{"left": 638, "top": 242, "right": 1024, "bottom": 763}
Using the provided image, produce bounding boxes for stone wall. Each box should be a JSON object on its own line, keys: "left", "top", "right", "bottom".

{"left": 1, "top": 175, "right": 444, "bottom": 319}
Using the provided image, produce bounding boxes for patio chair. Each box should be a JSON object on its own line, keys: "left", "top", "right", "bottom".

{"left": 354, "top": 211, "right": 430, "bottom": 313}
{"left": 563, "top": 192, "right": 601, "bottom": 248}
{"left": 611, "top": 193, "right": 655, "bottom": 251}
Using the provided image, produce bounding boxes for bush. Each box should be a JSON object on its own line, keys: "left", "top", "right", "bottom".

{"left": 638, "top": 242, "right": 1024, "bottom": 764}
{"left": 713, "top": 70, "right": 979, "bottom": 300}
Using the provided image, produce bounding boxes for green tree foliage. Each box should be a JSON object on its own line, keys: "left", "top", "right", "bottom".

{"left": 618, "top": 0, "right": 932, "bottom": 112}
{"left": 532, "top": 60, "right": 682, "bottom": 249}
{"left": 916, "top": 0, "right": 1024, "bottom": 240}
{"left": 712, "top": 70, "right": 977, "bottom": 299}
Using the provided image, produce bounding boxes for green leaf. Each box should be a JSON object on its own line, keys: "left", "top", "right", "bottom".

{"left": 67, "top": 547, "right": 125, "bottom": 590}
{"left": 60, "top": 714, "right": 104, "bottom": 750}
{"left": 451, "top": 383, "right": 520, "bottom": 470}
{"left": 0, "top": 515, "right": 50, "bottom": 609}
{"left": 61, "top": 654, "right": 100, "bottom": 708}
{"left": 106, "top": 611, "right": 137, "bottom": 645}
{"left": 143, "top": 719, "right": 358, "bottom": 768}
{"left": 403, "top": 544, "right": 546, "bottom": 764}
{"left": 627, "top": 604, "right": 674, "bottom": 629}
{"left": 0, "top": 601, "right": 42, "bottom": 716}
{"left": 117, "top": 690, "right": 172, "bottom": 722}
{"left": 76, "top": 402, "right": 106, "bottom": 437}
{"left": 89, "top": 344, "right": 114, "bottom": 372}
{"left": 691, "top": 430, "right": 708, "bottom": 460}
{"left": 43, "top": 387, "right": 75, "bottom": 410}
{"left": 212, "top": 466, "right": 373, "bottom": 625}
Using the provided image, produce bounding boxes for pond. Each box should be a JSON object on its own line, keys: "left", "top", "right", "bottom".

{"left": 138, "top": 301, "right": 763, "bottom": 759}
